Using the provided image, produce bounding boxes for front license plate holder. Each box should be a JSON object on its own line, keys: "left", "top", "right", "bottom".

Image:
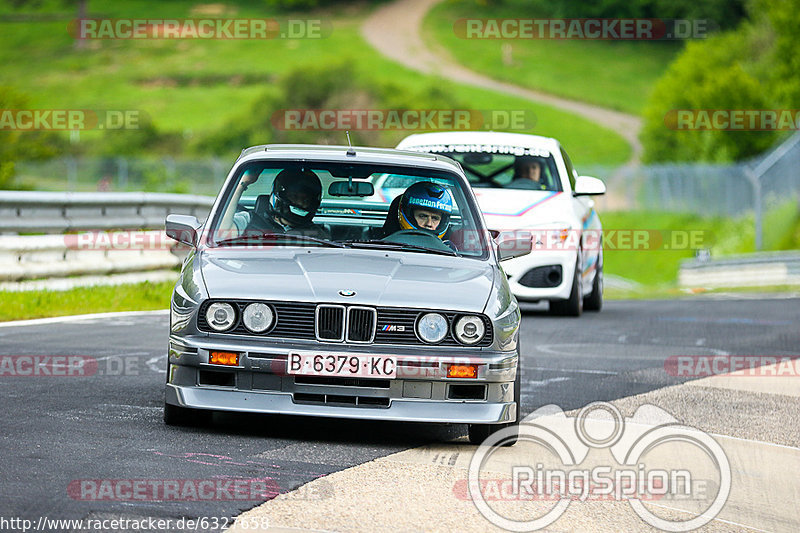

{"left": 287, "top": 353, "right": 397, "bottom": 379}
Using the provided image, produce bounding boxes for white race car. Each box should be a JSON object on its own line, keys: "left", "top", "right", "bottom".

{"left": 395, "top": 132, "right": 605, "bottom": 316}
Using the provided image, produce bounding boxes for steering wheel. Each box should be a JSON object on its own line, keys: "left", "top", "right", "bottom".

{"left": 386, "top": 229, "right": 438, "bottom": 239}
{"left": 383, "top": 229, "right": 455, "bottom": 253}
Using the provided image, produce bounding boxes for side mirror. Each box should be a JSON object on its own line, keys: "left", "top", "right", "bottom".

{"left": 166, "top": 214, "right": 201, "bottom": 247}
{"left": 495, "top": 233, "right": 532, "bottom": 261}
{"left": 573, "top": 176, "right": 606, "bottom": 196}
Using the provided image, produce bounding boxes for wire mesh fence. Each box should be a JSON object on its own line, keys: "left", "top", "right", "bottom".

{"left": 15, "top": 156, "right": 232, "bottom": 196}
{"left": 12, "top": 133, "right": 800, "bottom": 221}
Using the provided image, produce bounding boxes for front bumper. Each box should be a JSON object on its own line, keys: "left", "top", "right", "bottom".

{"left": 503, "top": 249, "right": 577, "bottom": 301}
{"left": 166, "top": 335, "right": 519, "bottom": 425}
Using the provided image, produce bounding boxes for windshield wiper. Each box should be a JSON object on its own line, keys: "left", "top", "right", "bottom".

{"left": 344, "top": 240, "right": 458, "bottom": 256}
{"left": 216, "top": 232, "right": 346, "bottom": 248}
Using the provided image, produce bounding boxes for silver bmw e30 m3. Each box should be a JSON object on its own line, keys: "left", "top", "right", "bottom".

{"left": 164, "top": 144, "right": 531, "bottom": 445}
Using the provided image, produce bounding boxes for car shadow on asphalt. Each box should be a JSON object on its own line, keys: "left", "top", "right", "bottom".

{"left": 169, "top": 410, "right": 468, "bottom": 447}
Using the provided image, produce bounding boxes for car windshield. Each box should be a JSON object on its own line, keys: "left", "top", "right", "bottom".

{"left": 401, "top": 147, "right": 561, "bottom": 191}
{"left": 210, "top": 160, "right": 489, "bottom": 259}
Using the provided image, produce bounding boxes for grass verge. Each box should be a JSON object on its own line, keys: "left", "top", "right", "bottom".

{"left": 423, "top": 0, "right": 681, "bottom": 115}
{"left": 0, "top": 0, "right": 630, "bottom": 166}
{"left": 0, "top": 280, "right": 173, "bottom": 322}
{"left": 602, "top": 205, "right": 800, "bottom": 288}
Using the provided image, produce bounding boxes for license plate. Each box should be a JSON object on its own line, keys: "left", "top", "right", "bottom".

{"left": 287, "top": 353, "right": 397, "bottom": 378}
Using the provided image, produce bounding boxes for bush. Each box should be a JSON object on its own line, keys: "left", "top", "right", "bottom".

{"left": 193, "top": 61, "right": 469, "bottom": 156}
{"left": 0, "top": 86, "right": 64, "bottom": 189}
{"left": 641, "top": 27, "right": 783, "bottom": 163}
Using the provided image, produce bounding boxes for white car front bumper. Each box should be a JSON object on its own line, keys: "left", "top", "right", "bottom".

{"left": 502, "top": 249, "right": 578, "bottom": 302}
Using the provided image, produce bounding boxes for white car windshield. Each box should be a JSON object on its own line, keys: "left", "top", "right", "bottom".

{"left": 210, "top": 160, "right": 489, "bottom": 259}
{"left": 407, "top": 150, "right": 562, "bottom": 191}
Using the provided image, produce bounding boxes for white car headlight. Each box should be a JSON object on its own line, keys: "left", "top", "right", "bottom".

{"left": 454, "top": 315, "right": 486, "bottom": 345}
{"left": 205, "top": 302, "right": 235, "bottom": 331}
{"left": 242, "top": 303, "right": 274, "bottom": 333}
{"left": 417, "top": 313, "right": 448, "bottom": 343}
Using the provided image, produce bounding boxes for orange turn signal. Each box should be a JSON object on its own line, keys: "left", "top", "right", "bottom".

{"left": 210, "top": 351, "right": 239, "bottom": 366}
{"left": 447, "top": 364, "right": 478, "bottom": 379}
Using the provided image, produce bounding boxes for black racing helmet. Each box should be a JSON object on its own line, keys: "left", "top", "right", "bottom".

{"left": 267, "top": 168, "right": 323, "bottom": 227}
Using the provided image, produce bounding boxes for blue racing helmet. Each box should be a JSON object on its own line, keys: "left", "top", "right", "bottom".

{"left": 398, "top": 181, "right": 454, "bottom": 239}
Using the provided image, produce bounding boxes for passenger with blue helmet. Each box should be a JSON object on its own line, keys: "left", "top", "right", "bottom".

{"left": 397, "top": 181, "right": 454, "bottom": 239}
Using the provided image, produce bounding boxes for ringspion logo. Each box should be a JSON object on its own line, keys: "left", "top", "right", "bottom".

{"left": 467, "top": 402, "right": 730, "bottom": 531}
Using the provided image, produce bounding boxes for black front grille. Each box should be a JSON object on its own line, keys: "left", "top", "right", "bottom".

{"left": 375, "top": 308, "right": 493, "bottom": 347}
{"left": 518, "top": 265, "right": 563, "bottom": 288}
{"left": 293, "top": 392, "right": 390, "bottom": 408}
{"left": 347, "top": 307, "right": 376, "bottom": 343}
{"left": 316, "top": 305, "right": 345, "bottom": 341}
{"left": 197, "top": 300, "right": 492, "bottom": 347}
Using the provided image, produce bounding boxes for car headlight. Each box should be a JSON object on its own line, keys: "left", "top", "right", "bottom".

{"left": 417, "top": 313, "right": 448, "bottom": 343}
{"left": 205, "top": 302, "right": 235, "bottom": 331}
{"left": 454, "top": 315, "right": 486, "bottom": 345}
{"left": 242, "top": 302, "right": 274, "bottom": 333}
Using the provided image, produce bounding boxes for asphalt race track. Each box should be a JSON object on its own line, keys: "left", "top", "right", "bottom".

{"left": 0, "top": 297, "right": 798, "bottom": 532}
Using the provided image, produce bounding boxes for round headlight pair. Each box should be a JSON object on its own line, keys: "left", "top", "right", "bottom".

{"left": 416, "top": 313, "right": 486, "bottom": 345}
{"left": 205, "top": 302, "right": 274, "bottom": 333}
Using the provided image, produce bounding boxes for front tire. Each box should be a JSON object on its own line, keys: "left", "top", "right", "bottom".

{"left": 549, "top": 258, "right": 583, "bottom": 317}
{"left": 583, "top": 251, "right": 603, "bottom": 312}
{"left": 468, "top": 360, "right": 521, "bottom": 446}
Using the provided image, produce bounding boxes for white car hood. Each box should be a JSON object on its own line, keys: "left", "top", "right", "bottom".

{"left": 473, "top": 189, "right": 572, "bottom": 231}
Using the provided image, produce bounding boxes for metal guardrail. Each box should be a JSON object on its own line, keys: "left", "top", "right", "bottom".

{"left": 0, "top": 191, "right": 213, "bottom": 289}
{"left": 0, "top": 191, "right": 214, "bottom": 234}
{"left": 679, "top": 251, "right": 800, "bottom": 288}
{"left": 0, "top": 232, "right": 181, "bottom": 282}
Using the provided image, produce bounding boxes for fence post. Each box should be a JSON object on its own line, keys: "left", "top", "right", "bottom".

{"left": 66, "top": 156, "right": 77, "bottom": 191}
{"left": 117, "top": 157, "right": 128, "bottom": 190}
{"left": 744, "top": 166, "right": 762, "bottom": 251}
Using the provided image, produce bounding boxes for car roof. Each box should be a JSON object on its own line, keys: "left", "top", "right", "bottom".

{"left": 395, "top": 131, "right": 562, "bottom": 154}
{"left": 237, "top": 143, "right": 458, "bottom": 168}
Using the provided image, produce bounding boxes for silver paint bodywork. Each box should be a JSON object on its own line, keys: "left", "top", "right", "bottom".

{"left": 166, "top": 145, "right": 522, "bottom": 425}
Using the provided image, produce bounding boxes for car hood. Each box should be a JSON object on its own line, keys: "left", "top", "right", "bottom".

{"left": 473, "top": 189, "right": 573, "bottom": 231}
{"left": 198, "top": 248, "right": 494, "bottom": 312}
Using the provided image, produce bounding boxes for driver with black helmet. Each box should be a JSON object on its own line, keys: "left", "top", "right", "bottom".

{"left": 222, "top": 167, "right": 329, "bottom": 239}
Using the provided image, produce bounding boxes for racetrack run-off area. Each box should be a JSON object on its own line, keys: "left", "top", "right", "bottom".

{"left": 1, "top": 297, "right": 798, "bottom": 531}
